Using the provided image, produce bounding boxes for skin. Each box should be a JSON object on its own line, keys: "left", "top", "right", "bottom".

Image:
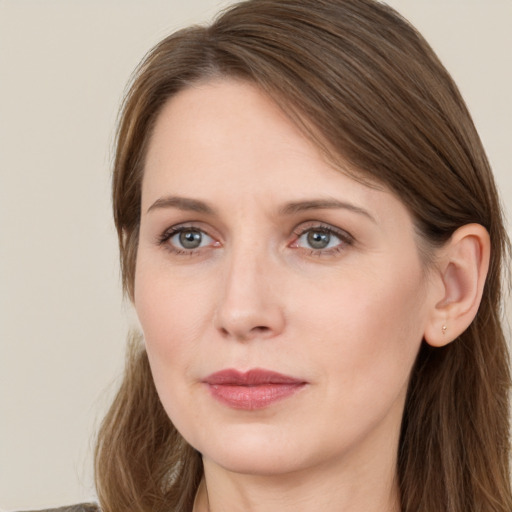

{"left": 134, "top": 79, "right": 442, "bottom": 512}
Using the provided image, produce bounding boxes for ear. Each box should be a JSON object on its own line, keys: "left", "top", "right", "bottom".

{"left": 423, "top": 224, "right": 490, "bottom": 347}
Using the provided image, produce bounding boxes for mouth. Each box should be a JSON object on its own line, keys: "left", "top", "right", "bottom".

{"left": 203, "top": 368, "right": 307, "bottom": 410}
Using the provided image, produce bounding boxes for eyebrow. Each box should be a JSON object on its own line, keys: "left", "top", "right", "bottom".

{"left": 279, "top": 199, "right": 376, "bottom": 222}
{"left": 146, "top": 195, "right": 375, "bottom": 222}
{"left": 147, "top": 196, "right": 215, "bottom": 215}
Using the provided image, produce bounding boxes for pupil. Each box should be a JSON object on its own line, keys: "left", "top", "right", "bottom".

{"left": 179, "top": 230, "right": 202, "bottom": 249}
{"left": 307, "top": 230, "right": 330, "bottom": 249}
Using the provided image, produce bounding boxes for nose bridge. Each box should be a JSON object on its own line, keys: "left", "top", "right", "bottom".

{"left": 215, "top": 234, "right": 284, "bottom": 340}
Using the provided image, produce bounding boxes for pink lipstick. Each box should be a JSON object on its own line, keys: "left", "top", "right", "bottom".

{"left": 203, "top": 369, "right": 306, "bottom": 410}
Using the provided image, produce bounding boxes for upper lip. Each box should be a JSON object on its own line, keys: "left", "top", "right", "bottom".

{"left": 203, "top": 368, "right": 305, "bottom": 386}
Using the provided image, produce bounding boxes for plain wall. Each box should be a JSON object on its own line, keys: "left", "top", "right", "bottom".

{"left": 1, "top": 1, "right": 510, "bottom": 510}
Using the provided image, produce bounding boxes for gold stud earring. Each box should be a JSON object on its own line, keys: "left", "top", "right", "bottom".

{"left": 442, "top": 325, "right": 447, "bottom": 334}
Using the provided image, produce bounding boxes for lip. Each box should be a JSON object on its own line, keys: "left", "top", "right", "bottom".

{"left": 203, "top": 369, "right": 307, "bottom": 410}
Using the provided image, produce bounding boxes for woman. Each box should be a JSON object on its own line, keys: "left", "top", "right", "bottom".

{"left": 88, "top": 0, "right": 511, "bottom": 511}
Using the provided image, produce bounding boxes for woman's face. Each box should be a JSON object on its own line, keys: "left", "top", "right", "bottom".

{"left": 135, "top": 79, "right": 436, "bottom": 477}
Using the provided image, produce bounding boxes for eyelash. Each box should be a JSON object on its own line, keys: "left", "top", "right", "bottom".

{"left": 157, "top": 225, "right": 217, "bottom": 256}
{"left": 157, "top": 222, "right": 354, "bottom": 256}
{"left": 291, "top": 223, "right": 354, "bottom": 256}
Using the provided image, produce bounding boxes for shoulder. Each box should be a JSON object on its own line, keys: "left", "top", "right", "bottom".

{"left": 19, "top": 504, "right": 99, "bottom": 512}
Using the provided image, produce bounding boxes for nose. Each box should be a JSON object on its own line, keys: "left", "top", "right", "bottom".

{"left": 214, "top": 247, "right": 286, "bottom": 342}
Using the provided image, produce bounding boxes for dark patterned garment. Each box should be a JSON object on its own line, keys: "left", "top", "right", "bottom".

{"left": 20, "top": 504, "right": 99, "bottom": 512}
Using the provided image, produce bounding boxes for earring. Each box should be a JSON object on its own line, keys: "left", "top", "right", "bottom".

{"left": 442, "top": 325, "right": 447, "bottom": 335}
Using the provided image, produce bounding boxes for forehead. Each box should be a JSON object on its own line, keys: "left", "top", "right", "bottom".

{"left": 142, "top": 79, "right": 408, "bottom": 226}
{"left": 144, "top": 78, "right": 316, "bottom": 178}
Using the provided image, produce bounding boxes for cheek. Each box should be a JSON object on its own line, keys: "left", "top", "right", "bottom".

{"left": 133, "top": 266, "right": 202, "bottom": 418}
{"left": 303, "top": 272, "right": 426, "bottom": 455}
{"left": 299, "top": 265, "right": 427, "bottom": 393}
{"left": 133, "top": 260, "right": 217, "bottom": 377}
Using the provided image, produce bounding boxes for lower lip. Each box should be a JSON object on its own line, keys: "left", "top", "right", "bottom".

{"left": 207, "top": 383, "right": 305, "bottom": 410}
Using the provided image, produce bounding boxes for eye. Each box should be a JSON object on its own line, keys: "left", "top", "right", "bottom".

{"left": 159, "top": 226, "right": 217, "bottom": 254}
{"left": 175, "top": 229, "right": 208, "bottom": 249}
{"left": 302, "top": 230, "right": 335, "bottom": 250}
{"left": 291, "top": 224, "right": 353, "bottom": 254}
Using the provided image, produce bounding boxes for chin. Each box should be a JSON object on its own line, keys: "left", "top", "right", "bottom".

{"left": 191, "top": 424, "right": 310, "bottom": 476}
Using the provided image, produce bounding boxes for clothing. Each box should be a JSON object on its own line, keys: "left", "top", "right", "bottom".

{"left": 20, "top": 504, "right": 99, "bottom": 512}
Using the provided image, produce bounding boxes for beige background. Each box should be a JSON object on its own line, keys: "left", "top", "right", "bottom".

{"left": 1, "top": 1, "right": 510, "bottom": 510}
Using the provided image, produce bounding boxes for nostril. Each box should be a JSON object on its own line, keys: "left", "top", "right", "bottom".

{"left": 218, "top": 324, "right": 273, "bottom": 341}
{"left": 253, "top": 326, "right": 270, "bottom": 333}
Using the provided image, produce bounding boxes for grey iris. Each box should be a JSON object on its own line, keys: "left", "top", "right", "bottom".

{"left": 179, "top": 230, "right": 202, "bottom": 249}
{"left": 307, "top": 230, "right": 330, "bottom": 249}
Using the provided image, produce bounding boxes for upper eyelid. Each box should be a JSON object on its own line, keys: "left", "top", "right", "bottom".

{"left": 159, "top": 222, "right": 218, "bottom": 239}
{"left": 292, "top": 221, "right": 354, "bottom": 239}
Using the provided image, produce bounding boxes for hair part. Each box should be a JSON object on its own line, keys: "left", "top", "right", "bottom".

{"left": 98, "top": 1, "right": 511, "bottom": 511}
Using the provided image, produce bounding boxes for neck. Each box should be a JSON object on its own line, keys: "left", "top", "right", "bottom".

{"left": 193, "top": 451, "right": 400, "bottom": 512}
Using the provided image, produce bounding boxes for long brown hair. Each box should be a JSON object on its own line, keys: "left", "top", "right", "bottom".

{"left": 95, "top": 1, "right": 511, "bottom": 511}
